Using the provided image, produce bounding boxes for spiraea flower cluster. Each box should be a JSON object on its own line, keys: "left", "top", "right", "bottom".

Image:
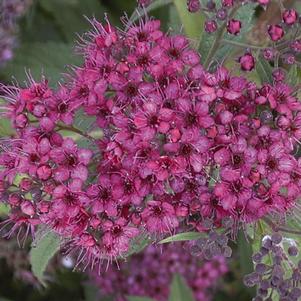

{"left": 1, "top": 13, "right": 301, "bottom": 266}
{"left": 0, "top": 0, "right": 32, "bottom": 65}
{"left": 89, "top": 243, "right": 228, "bottom": 301}
{"left": 245, "top": 233, "right": 301, "bottom": 301}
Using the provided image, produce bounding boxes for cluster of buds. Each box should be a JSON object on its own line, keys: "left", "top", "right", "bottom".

{"left": 0, "top": 8, "right": 301, "bottom": 267}
{"left": 89, "top": 243, "right": 228, "bottom": 301}
{"left": 0, "top": 0, "right": 32, "bottom": 66}
{"left": 245, "top": 233, "right": 301, "bottom": 301}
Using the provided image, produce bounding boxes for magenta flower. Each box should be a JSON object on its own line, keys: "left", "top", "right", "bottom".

{"left": 50, "top": 138, "right": 92, "bottom": 182}
{"left": 141, "top": 201, "right": 179, "bottom": 234}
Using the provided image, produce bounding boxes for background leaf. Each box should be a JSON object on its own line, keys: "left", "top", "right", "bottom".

{"left": 172, "top": 0, "right": 204, "bottom": 41}
{"left": 168, "top": 274, "right": 195, "bottom": 301}
{"left": 159, "top": 232, "right": 204, "bottom": 244}
{"left": 0, "top": 42, "right": 81, "bottom": 86}
{"left": 256, "top": 58, "right": 273, "bottom": 84}
{"left": 30, "top": 229, "right": 61, "bottom": 285}
{"left": 38, "top": 0, "right": 105, "bottom": 42}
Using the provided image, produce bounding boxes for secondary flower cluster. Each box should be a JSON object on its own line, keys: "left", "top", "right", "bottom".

{"left": 0, "top": 0, "right": 32, "bottom": 65}
{"left": 1, "top": 14, "right": 301, "bottom": 265}
{"left": 245, "top": 233, "right": 301, "bottom": 301}
{"left": 89, "top": 243, "right": 228, "bottom": 301}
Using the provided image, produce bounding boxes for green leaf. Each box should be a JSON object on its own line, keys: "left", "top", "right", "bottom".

{"left": 159, "top": 231, "right": 204, "bottom": 244}
{"left": 238, "top": 230, "right": 256, "bottom": 295}
{"left": 168, "top": 274, "right": 195, "bottom": 301}
{"left": 38, "top": 0, "right": 105, "bottom": 42}
{"left": 125, "top": 233, "right": 152, "bottom": 257}
{"left": 0, "top": 42, "right": 81, "bottom": 86}
{"left": 127, "top": 297, "right": 156, "bottom": 301}
{"left": 256, "top": 58, "right": 273, "bottom": 84}
{"left": 0, "top": 203, "right": 10, "bottom": 217}
{"left": 30, "top": 229, "right": 61, "bottom": 285}
{"left": 172, "top": 0, "right": 205, "bottom": 41}
{"left": 83, "top": 283, "right": 101, "bottom": 301}
{"left": 287, "top": 65, "right": 301, "bottom": 86}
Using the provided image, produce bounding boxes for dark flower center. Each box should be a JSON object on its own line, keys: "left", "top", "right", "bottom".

{"left": 125, "top": 83, "right": 138, "bottom": 97}
{"left": 79, "top": 85, "right": 89, "bottom": 98}
{"left": 267, "top": 157, "right": 278, "bottom": 170}
{"left": 233, "top": 153, "right": 243, "bottom": 167}
{"left": 64, "top": 192, "right": 77, "bottom": 205}
{"left": 66, "top": 154, "right": 77, "bottom": 167}
{"left": 137, "top": 54, "right": 149, "bottom": 66}
{"left": 99, "top": 188, "right": 110, "bottom": 200}
{"left": 137, "top": 31, "right": 148, "bottom": 42}
{"left": 58, "top": 102, "right": 68, "bottom": 113}
{"left": 149, "top": 115, "right": 159, "bottom": 127}
{"left": 124, "top": 180, "right": 134, "bottom": 194}
{"left": 185, "top": 180, "right": 197, "bottom": 192}
{"left": 291, "top": 172, "right": 301, "bottom": 181}
{"left": 112, "top": 225, "right": 122, "bottom": 236}
{"left": 232, "top": 180, "right": 242, "bottom": 193}
{"left": 29, "top": 153, "right": 39, "bottom": 163}
{"left": 152, "top": 205, "right": 163, "bottom": 216}
{"left": 212, "top": 198, "right": 219, "bottom": 206}
{"left": 168, "top": 47, "right": 180, "bottom": 59}
{"left": 180, "top": 143, "right": 193, "bottom": 156}
{"left": 185, "top": 112, "right": 198, "bottom": 127}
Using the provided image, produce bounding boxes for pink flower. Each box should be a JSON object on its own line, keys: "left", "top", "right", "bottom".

{"left": 142, "top": 201, "right": 179, "bottom": 234}
{"left": 50, "top": 138, "right": 92, "bottom": 182}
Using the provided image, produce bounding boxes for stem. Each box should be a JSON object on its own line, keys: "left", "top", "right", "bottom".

{"left": 221, "top": 39, "right": 265, "bottom": 49}
{"left": 57, "top": 124, "right": 95, "bottom": 141}
{"left": 204, "top": 5, "right": 240, "bottom": 69}
{"left": 263, "top": 217, "right": 301, "bottom": 236}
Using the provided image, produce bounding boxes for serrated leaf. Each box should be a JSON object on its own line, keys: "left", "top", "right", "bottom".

{"left": 127, "top": 297, "right": 156, "bottom": 301}
{"left": 0, "top": 42, "right": 81, "bottom": 86}
{"left": 172, "top": 0, "right": 205, "bottom": 41}
{"left": 168, "top": 274, "right": 195, "bottom": 301}
{"left": 30, "top": 230, "right": 61, "bottom": 285}
{"left": 256, "top": 58, "right": 273, "bottom": 84}
{"left": 159, "top": 231, "right": 204, "bottom": 244}
{"left": 287, "top": 65, "right": 301, "bottom": 86}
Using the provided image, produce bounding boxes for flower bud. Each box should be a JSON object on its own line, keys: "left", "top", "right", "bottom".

{"left": 268, "top": 25, "right": 284, "bottom": 42}
{"left": 21, "top": 200, "right": 35, "bottom": 216}
{"left": 283, "top": 9, "right": 298, "bottom": 25}
{"left": 216, "top": 8, "right": 227, "bottom": 20}
{"left": 272, "top": 68, "right": 286, "bottom": 82}
{"left": 239, "top": 52, "right": 255, "bottom": 71}
{"left": 262, "top": 48, "right": 275, "bottom": 61}
{"left": 205, "top": 20, "right": 217, "bottom": 33}
{"left": 187, "top": 0, "right": 201, "bottom": 12}
{"left": 37, "top": 164, "right": 52, "bottom": 180}
{"left": 222, "top": 0, "right": 233, "bottom": 7}
{"left": 227, "top": 19, "right": 241, "bottom": 35}
{"left": 15, "top": 114, "right": 28, "bottom": 128}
